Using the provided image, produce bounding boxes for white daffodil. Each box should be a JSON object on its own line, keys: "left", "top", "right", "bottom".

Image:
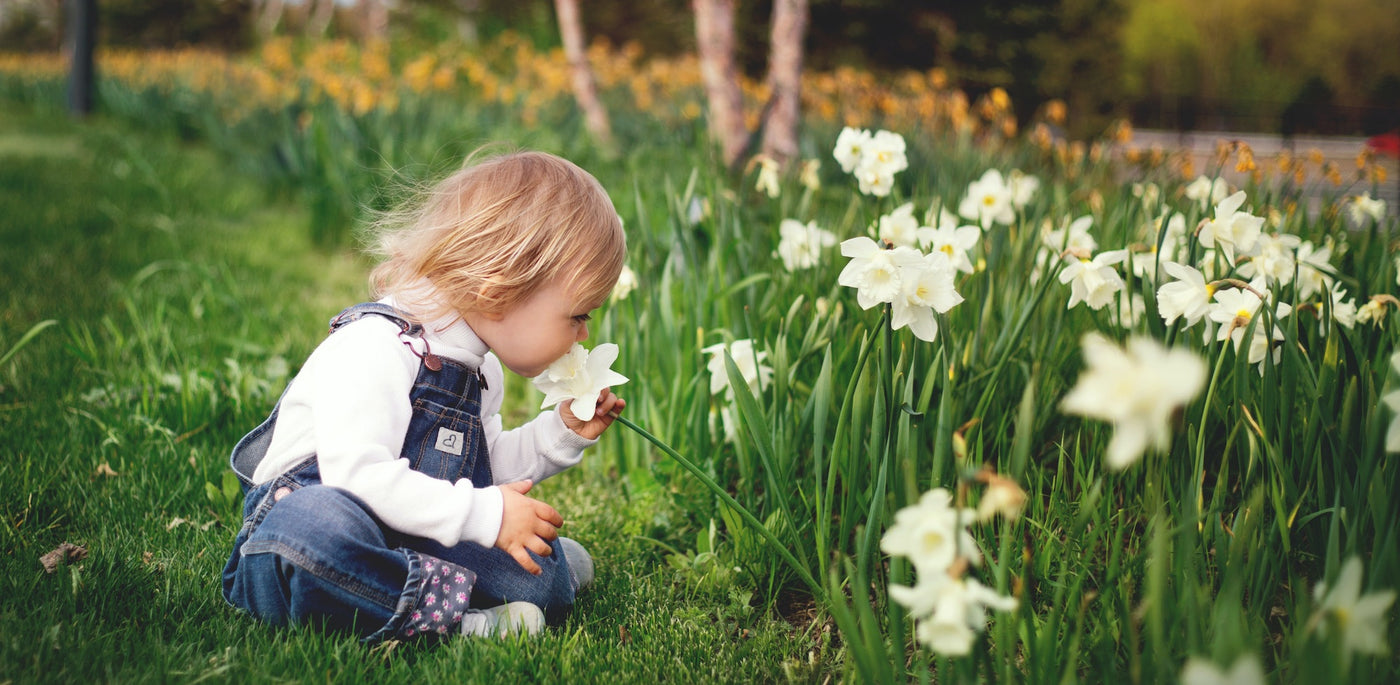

{"left": 1061, "top": 333, "right": 1207, "bottom": 470}
{"left": 958, "top": 169, "right": 1016, "bottom": 228}
{"left": 918, "top": 223, "right": 981, "bottom": 274}
{"left": 923, "top": 201, "right": 962, "bottom": 234}
{"left": 1312, "top": 556, "right": 1396, "bottom": 657}
{"left": 532, "top": 342, "right": 629, "bottom": 422}
{"left": 1180, "top": 655, "right": 1266, "bottom": 685}
{"left": 834, "top": 128, "right": 908, "bottom": 197}
{"left": 892, "top": 251, "right": 963, "bottom": 342}
{"left": 1184, "top": 175, "right": 1229, "bottom": 211}
{"left": 1156, "top": 262, "right": 1215, "bottom": 327}
{"left": 1237, "top": 232, "right": 1301, "bottom": 286}
{"left": 1322, "top": 283, "right": 1358, "bottom": 335}
{"left": 1357, "top": 299, "right": 1389, "bottom": 327}
{"left": 855, "top": 163, "right": 897, "bottom": 197}
{"left": 833, "top": 126, "right": 872, "bottom": 174}
{"left": 610, "top": 264, "right": 638, "bottom": 302}
{"left": 702, "top": 339, "right": 773, "bottom": 399}
{"left": 1295, "top": 240, "right": 1335, "bottom": 301}
{"left": 1348, "top": 194, "right": 1387, "bottom": 226}
{"left": 1387, "top": 351, "right": 1400, "bottom": 453}
{"left": 1058, "top": 249, "right": 1128, "bottom": 310}
{"left": 776, "top": 219, "right": 837, "bottom": 272}
{"left": 1114, "top": 293, "right": 1146, "bottom": 329}
{"left": 1208, "top": 279, "right": 1292, "bottom": 372}
{"left": 1042, "top": 215, "right": 1098, "bottom": 254}
{"left": 687, "top": 196, "right": 710, "bottom": 225}
{"left": 877, "top": 202, "right": 922, "bottom": 248}
{"left": 1008, "top": 169, "right": 1040, "bottom": 208}
{"left": 1198, "top": 191, "right": 1264, "bottom": 263}
{"left": 799, "top": 159, "right": 821, "bottom": 191}
{"left": 1132, "top": 181, "right": 1161, "bottom": 210}
{"left": 754, "top": 155, "right": 781, "bottom": 198}
{"left": 895, "top": 574, "right": 1018, "bottom": 657}
{"left": 880, "top": 488, "right": 980, "bottom": 575}
{"left": 838, "top": 238, "right": 922, "bottom": 309}
{"left": 866, "top": 129, "right": 910, "bottom": 176}
{"left": 976, "top": 475, "right": 1027, "bottom": 522}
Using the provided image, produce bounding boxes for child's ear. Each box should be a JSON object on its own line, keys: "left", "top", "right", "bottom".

{"left": 472, "top": 282, "right": 507, "bottom": 321}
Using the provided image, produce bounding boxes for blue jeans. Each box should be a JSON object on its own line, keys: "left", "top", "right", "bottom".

{"left": 221, "top": 304, "right": 576, "bottom": 641}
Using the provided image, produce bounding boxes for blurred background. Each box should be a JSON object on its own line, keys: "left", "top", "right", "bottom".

{"left": 3, "top": 0, "right": 1397, "bottom": 140}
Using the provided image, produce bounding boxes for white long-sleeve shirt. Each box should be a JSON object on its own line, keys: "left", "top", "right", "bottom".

{"left": 250, "top": 296, "right": 596, "bottom": 549}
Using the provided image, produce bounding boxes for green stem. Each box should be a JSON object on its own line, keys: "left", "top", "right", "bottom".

{"left": 610, "top": 413, "right": 826, "bottom": 603}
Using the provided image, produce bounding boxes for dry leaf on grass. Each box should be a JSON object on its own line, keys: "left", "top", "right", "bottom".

{"left": 39, "top": 542, "right": 87, "bottom": 573}
{"left": 94, "top": 462, "right": 119, "bottom": 478}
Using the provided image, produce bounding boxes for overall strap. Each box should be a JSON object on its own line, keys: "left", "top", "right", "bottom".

{"left": 330, "top": 302, "right": 444, "bottom": 371}
{"left": 329, "top": 302, "right": 422, "bottom": 336}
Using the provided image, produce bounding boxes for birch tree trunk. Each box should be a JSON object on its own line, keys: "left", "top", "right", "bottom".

{"left": 255, "top": 0, "right": 284, "bottom": 37}
{"left": 554, "top": 0, "right": 614, "bottom": 152}
{"left": 760, "top": 0, "right": 808, "bottom": 168}
{"left": 693, "top": 0, "right": 747, "bottom": 167}
{"left": 306, "top": 0, "right": 334, "bottom": 37}
{"left": 360, "top": 0, "right": 389, "bottom": 41}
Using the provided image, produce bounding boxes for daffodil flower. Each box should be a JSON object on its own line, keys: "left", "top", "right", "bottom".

{"left": 958, "top": 169, "right": 1016, "bottom": 228}
{"left": 838, "top": 237, "right": 922, "bottom": 309}
{"left": 876, "top": 202, "right": 921, "bottom": 248}
{"left": 1183, "top": 175, "right": 1229, "bottom": 210}
{"left": 1348, "top": 193, "right": 1386, "bottom": 226}
{"left": 1156, "top": 261, "right": 1214, "bottom": 327}
{"left": 532, "top": 342, "right": 629, "bottom": 423}
{"left": 1311, "top": 556, "right": 1396, "bottom": 658}
{"left": 880, "top": 488, "right": 980, "bottom": 575}
{"left": 1060, "top": 333, "right": 1207, "bottom": 470}
{"left": 1058, "top": 249, "right": 1128, "bottom": 310}
{"left": 891, "top": 573, "right": 1018, "bottom": 657}
{"left": 776, "top": 219, "right": 837, "bottom": 272}
{"left": 1197, "top": 190, "right": 1263, "bottom": 263}
{"left": 701, "top": 339, "right": 772, "bottom": 399}
{"left": 1386, "top": 351, "right": 1400, "bottom": 453}
{"left": 1179, "top": 655, "right": 1265, "bottom": 685}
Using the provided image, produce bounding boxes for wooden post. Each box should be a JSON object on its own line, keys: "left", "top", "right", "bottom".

{"left": 66, "top": 0, "right": 95, "bottom": 116}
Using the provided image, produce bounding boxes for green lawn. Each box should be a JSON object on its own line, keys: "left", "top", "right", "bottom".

{"left": 0, "top": 104, "right": 828, "bottom": 683}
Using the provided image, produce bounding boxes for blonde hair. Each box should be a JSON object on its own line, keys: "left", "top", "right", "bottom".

{"left": 368, "top": 149, "right": 626, "bottom": 323}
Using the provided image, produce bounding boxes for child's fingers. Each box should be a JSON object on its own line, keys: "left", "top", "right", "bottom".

{"left": 510, "top": 546, "right": 543, "bottom": 575}
{"left": 501, "top": 479, "right": 534, "bottom": 495}
{"left": 526, "top": 534, "right": 554, "bottom": 557}
{"left": 535, "top": 501, "right": 564, "bottom": 529}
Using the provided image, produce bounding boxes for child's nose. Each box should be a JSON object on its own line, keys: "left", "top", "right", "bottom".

{"left": 576, "top": 323, "right": 589, "bottom": 342}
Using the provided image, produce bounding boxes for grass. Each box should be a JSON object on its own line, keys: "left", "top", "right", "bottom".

{"left": 3, "top": 49, "right": 1398, "bottom": 680}
{"left": 0, "top": 104, "right": 831, "bottom": 683}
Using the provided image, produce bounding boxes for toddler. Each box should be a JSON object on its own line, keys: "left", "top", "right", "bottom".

{"left": 221, "top": 150, "right": 627, "bottom": 641}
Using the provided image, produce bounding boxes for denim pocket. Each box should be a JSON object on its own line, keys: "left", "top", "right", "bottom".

{"left": 403, "top": 398, "right": 485, "bottom": 483}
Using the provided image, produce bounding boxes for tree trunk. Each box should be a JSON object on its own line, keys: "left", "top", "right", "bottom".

{"left": 553, "top": 0, "right": 614, "bottom": 152}
{"left": 255, "top": 0, "right": 284, "bottom": 37}
{"left": 693, "top": 0, "right": 747, "bottom": 167}
{"left": 760, "top": 0, "right": 808, "bottom": 168}
{"left": 307, "top": 0, "right": 334, "bottom": 37}
{"left": 360, "top": 0, "right": 389, "bottom": 41}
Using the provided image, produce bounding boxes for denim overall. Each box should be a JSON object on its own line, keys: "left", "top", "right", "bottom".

{"left": 221, "top": 303, "right": 575, "bottom": 641}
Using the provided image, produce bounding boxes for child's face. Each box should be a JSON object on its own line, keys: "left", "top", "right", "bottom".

{"left": 466, "top": 280, "right": 600, "bottom": 378}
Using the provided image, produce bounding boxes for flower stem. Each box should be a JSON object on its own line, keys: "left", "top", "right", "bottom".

{"left": 608, "top": 412, "right": 826, "bottom": 603}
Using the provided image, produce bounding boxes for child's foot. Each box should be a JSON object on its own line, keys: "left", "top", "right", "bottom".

{"left": 459, "top": 601, "right": 545, "bottom": 637}
{"left": 559, "top": 537, "right": 593, "bottom": 592}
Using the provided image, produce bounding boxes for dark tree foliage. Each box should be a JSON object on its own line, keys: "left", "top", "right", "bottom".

{"left": 100, "top": 0, "right": 255, "bottom": 50}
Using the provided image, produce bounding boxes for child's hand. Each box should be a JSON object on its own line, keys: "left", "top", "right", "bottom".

{"left": 561, "top": 387, "right": 626, "bottom": 440}
{"left": 496, "top": 480, "right": 563, "bottom": 575}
